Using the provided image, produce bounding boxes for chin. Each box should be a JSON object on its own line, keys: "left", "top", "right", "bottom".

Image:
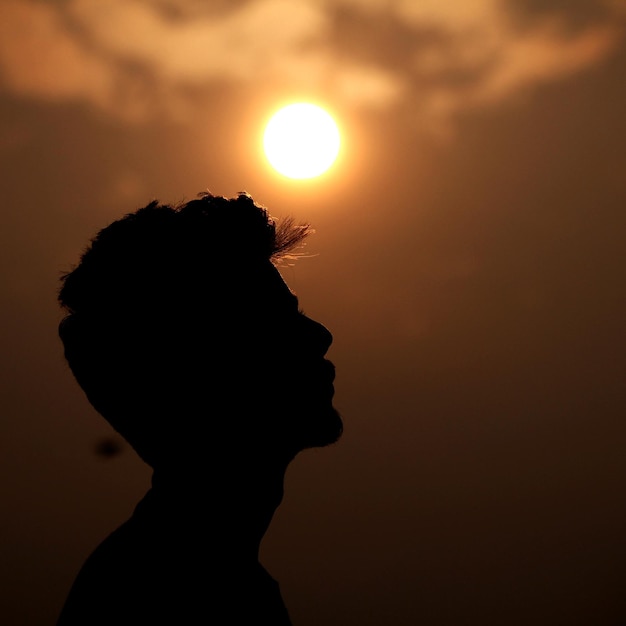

{"left": 296, "top": 405, "right": 343, "bottom": 451}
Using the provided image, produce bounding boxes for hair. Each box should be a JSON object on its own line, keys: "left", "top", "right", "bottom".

{"left": 58, "top": 191, "right": 312, "bottom": 465}
{"left": 59, "top": 191, "right": 310, "bottom": 317}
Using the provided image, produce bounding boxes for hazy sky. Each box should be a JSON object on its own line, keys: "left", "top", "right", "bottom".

{"left": 1, "top": 2, "right": 625, "bottom": 625}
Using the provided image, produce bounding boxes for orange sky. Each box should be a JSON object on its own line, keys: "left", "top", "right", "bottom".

{"left": 1, "top": 2, "right": 626, "bottom": 625}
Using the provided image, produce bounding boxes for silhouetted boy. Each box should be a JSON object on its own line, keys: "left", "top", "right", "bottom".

{"left": 56, "top": 192, "right": 343, "bottom": 625}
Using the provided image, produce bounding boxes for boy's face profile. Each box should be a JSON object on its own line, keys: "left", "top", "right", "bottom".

{"left": 224, "top": 261, "right": 342, "bottom": 454}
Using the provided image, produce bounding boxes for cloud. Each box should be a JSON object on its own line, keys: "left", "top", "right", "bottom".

{"left": 0, "top": 1, "right": 113, "bottom": 105}
{"left": 0, "top": 0, "right": 622, "bottom": 131}
{"left": 467, "top": 21, "right": 617, "bottom": 104}
{"left": 404, "top": 9, "right": 620, "bottom": 135}
{"left": 70, "top": 0, "right": 330, "bottom": 83}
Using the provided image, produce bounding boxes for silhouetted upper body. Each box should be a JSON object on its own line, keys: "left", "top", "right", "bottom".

{"left": 56, "top": 193, "right": 342, "bottom": 624}
{"left": 57, "top": 470, "right": 292, "bottom": 625}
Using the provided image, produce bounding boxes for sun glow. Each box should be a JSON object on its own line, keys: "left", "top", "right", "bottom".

{"left": 263, "top": 103, "right": 340, "bottom": 179}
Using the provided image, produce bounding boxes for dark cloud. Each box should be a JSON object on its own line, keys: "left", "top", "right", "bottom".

{"left": 507, "top": 0, "right": 619, "bottom": 31}
{"left": 94, "top": 437, "right": 124, "bottom": 459}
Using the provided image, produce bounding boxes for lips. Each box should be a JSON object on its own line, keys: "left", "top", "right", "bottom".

{"left": 282, "top": 359, "right": 335, "bottom": 398}
{"left": 298, "top": 360, "right": 335, "bottom": 399}
{"left": 321, "top": 360, "right": 336, "bottom": 399}
{"left": 322, "top": 359, "right": 336, "bottom": 383}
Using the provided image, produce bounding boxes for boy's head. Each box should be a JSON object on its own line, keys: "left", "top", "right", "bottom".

{"left": 58, "top": 192, "right": 342, "bottom": 468}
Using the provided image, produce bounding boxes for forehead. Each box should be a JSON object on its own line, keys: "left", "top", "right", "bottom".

{"left": 242, "top": 260, "right": 299, "bottom": 310}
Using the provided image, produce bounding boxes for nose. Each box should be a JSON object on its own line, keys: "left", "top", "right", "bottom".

{"left": 302, "top": 316, "right": 333, "bottom": 356}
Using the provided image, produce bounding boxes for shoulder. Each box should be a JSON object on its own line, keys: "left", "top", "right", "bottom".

{"left": 57, "top": 519, "right": 293, "bottom": 625}
{"left": 56, "top": 518, "right": 153, "bottom": 625}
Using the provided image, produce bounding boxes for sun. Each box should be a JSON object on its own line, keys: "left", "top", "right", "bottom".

{"left": 263, "top": 103, "right": 340, "bottom": 179}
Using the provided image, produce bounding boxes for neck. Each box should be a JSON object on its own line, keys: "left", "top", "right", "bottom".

{"left": 135, "top": 451, "right": 292, "bottom": 562}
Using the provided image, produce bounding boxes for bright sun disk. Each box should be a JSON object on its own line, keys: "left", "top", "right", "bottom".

{"left": 263, "top": 103, "right": 340, "bottom": 179}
